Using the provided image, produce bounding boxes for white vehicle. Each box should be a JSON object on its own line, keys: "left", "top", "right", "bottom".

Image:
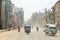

{"left": 44, "top": 24, "right": 57, "bottom": 36}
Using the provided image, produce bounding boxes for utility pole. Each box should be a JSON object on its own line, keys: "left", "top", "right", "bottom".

{"left": 45, "top": 8, "right": 48, "bottom": 24}
{"left": 52, "top": 6, "right": 55, "bottom": 24}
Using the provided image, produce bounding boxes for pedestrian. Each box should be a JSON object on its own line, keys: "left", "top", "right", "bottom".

{"left": 36, "top": 26, "right": 39, "bottom": 31}
{"left": 18, "top": 26, "right": 20, "bottom": 32}
{"left": 7, "top": 24, "right": 12, "bottom": 31}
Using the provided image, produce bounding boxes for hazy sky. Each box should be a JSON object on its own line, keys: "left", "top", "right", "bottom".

{"left": 11, "top": 0, "right": 58, "bottom": 21}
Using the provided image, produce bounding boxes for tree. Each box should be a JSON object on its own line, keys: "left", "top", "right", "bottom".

{"left": 31, "top": 12, "right": 38, "bottom": 26}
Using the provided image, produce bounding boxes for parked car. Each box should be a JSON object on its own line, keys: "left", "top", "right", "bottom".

{"left": 44, "top": 24, "right": 57, "bottom": 36}
{"left": 24, "top": 25, "right": 31, "bottom": 34}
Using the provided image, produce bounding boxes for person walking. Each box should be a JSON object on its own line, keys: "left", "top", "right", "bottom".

{"left": 18, "top": 26, "right": 20, "bottom": 32}
{"left": 36, "top": 26, "right": 39, "bottom": 31}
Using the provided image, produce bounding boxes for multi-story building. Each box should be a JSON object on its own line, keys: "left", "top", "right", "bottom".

{"left": 10, "top": 4, "right": 17, "bottom": 29}
{"left": 15, "top": 8, "right": 24, "bottom": 27}
{"left": 53, "top": 0, "right": 60, "bottom": 24}
{"left": 52, "top": 0, "right": 60, "bottom": 30}
{"left": 0, "top": 0, "right": 24, "bottom": 29}
{"left": 46, "top": 0, "right": 60, "bottom": 30}
{"left": 19, "top": 8, "right": 24, "bottom": 27}
{"left": 0, "top": 0, "right": 14, "bottom": 29}
{"left": 46, "top": 0, "right": 60, "bottom": 24}
{"left": 0, "top": 0, "right": 3, "bottom": 29}
{"left": 5, "top": 0, "right": 12, "bottom": 29}
{"left": 13, "top": 6, "right": 20, "bottom": 27}
{"left": 45, "top": 9, "right": 55, "bottom": 24}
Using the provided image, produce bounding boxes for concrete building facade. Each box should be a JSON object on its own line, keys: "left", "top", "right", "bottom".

{"left": 46, "top": 0, "right": 60, "bottom": 30}
{"left": 46, "top": 0, "right": 60, "bottom": 24}
{"left": 52, "top": 0, "right": 60, "bottom": 30}
{"left": 51, "top": 0, "right": 60, "bottom": 23}
{"left": 19, "top": 8, "right": 24, "bottom": 27}
{"left": 0, "top": 0, "right": 24, "bottom": 29}
{"left": 0, "top": 0, "right": 17, "bottom": 29}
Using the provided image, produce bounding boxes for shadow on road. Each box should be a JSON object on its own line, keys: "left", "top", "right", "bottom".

{"left": 47, "top": 35, "right": 60, "bottom": 37}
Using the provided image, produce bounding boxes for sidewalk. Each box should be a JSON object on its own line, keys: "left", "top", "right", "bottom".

{"left": 0, "top": 28, "right": 24, "bottom": 40}
{"left": 0, "top": 29, "right": 18, "bottom": 40}
{"left": 0, "top": 29, "right": 7, "bottom": 33}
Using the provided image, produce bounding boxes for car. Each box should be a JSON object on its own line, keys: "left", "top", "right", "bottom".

{"left": 44, "top": 24, "right": 57, "bottom": 36}
{"left": 24, "top": 25, "right": 31, "bottom": 34}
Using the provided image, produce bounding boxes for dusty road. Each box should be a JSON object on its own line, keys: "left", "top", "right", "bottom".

{"left": 0, "top": 27, "right": 60, "bottom": 40}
